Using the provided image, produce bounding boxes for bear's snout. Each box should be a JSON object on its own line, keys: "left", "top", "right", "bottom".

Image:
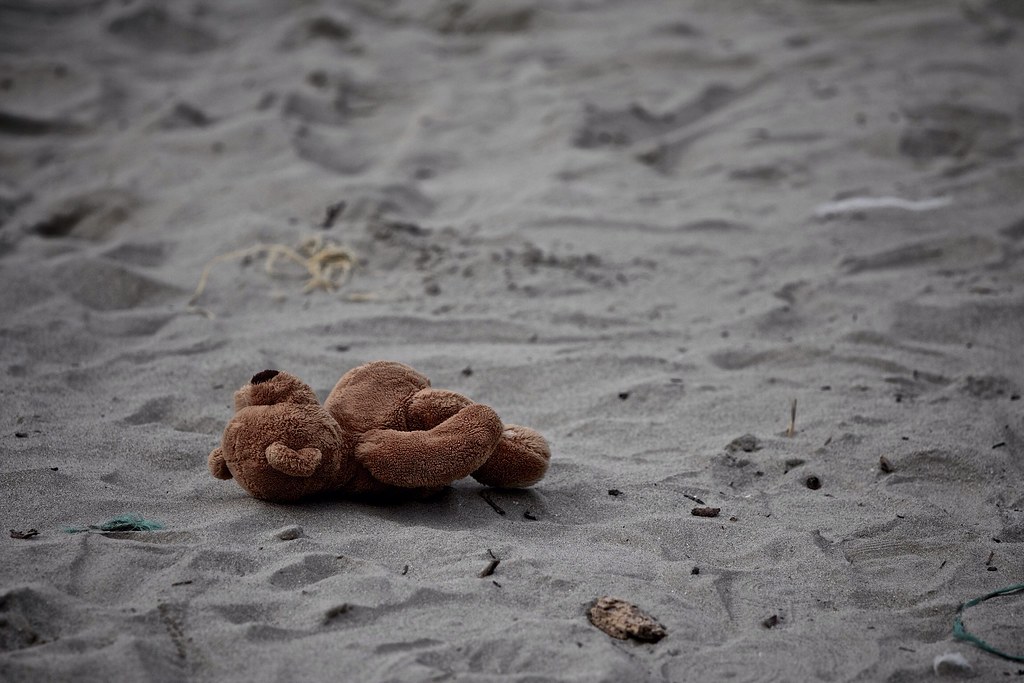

{"left": 251, "top": 369, "right": 280, "bottom": 385}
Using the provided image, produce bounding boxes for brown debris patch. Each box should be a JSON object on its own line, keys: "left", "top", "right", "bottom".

{"left": 587, "top": 597, "right": 666, "bottom": 643}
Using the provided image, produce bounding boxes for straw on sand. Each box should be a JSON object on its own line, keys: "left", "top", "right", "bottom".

{"left": 189, "top": 235, "right": 356, "bottom": 310}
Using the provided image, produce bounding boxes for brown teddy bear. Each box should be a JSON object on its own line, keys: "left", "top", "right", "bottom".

{"left": 207, "top": 361, "right": 550, "bottom": 503}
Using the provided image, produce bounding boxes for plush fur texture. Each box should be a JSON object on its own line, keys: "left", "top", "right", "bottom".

{"left": 208, "top": 362, "right": 551, "bottom": 503}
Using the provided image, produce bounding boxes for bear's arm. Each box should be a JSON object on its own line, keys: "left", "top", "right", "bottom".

{"left": 355, "top": 404, "right": 502, "bottom": 488}
{"left": 265, "top": 442, "right": 322, "bottom": 477}
{"left": 406, "top": 388, "right": 473, "bottom": 430}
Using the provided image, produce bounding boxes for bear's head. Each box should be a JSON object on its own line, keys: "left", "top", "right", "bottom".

{"left": 210, "top": 370, "right": 354, "bottom": 502}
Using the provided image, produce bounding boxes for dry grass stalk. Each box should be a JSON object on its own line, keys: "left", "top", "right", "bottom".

{"left": 189, "top": 235, "right": 356, "bottom": 308}
{"left": 786, "top": 398, "right": 797, "bottom": 437}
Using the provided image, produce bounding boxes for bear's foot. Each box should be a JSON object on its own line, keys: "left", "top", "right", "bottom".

{"left": 471, "top": 425, "right": 550, "bottom": 488}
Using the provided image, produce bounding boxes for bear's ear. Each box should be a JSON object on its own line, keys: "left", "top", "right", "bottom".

{"left": 208, "top": 447, "right": 233, "bottom": 480}
{"left": 250, "top": 369, "right": 280, "bottom": 385}
{"left": 235, "top": 371, "right": 319, "bottom": 410}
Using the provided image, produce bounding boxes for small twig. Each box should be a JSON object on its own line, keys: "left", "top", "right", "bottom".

{"left": 479, "top": 549, "right": 501, "bottom": 577}
{"left": 479, "top": 491, "right": 506, "bottom": 516}
{"left": 786, "top": 398, "right": 797, "bottom": 437}
{"left": 321, "top": 200, "right": 346, "bottom": 229}
{"left": 480, "top": 550, "right": 501, "bottom": 578}
{"left": 324, "top": 604, "right": 351, "bottom": 622}
{"left": 986, "top": 551, "right": 995, "bottom": 566}
{"left": 683, "top": 494, "right": 706, "bottom": 505}
{"left": 691, "top": 507, "right": 721, "bottom": 518}
{"left": 9, "top": 529, "right": 39, "bottom": 539}
{"left": 171, "top": 580, "right": 193, "bottom": 587}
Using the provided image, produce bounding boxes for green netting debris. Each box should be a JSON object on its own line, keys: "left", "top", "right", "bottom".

{"left": 952, "top": 583, "right": 1024, "bottom": 663}
{"left": 63, "top": 514, "right": 165, "bottom": 534}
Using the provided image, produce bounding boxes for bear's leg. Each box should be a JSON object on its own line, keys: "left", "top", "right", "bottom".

{"left": 407, "top": 389, "right": 472, "bottom": 430}
{"left": 355, "top": 404, "right": 503, "bottom": 488}
{"left": 471, "top": 425, "right": 550, "bottom": 488}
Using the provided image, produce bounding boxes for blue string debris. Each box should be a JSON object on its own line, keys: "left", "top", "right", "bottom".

{"left": 953, "top": 583, "right": 1024, "bottom": 663}
{"left": 63, "top": 514, "right": 165, "bottom": 534}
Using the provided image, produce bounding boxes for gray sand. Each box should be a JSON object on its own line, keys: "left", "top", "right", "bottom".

{"left": 2, "top": 1, "right": 1023, "bottom": 681}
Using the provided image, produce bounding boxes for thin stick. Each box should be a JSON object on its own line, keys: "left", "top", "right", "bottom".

{"left": 479, "top": 491, "right": 506, "bottom": 516}
{"left": 480, "top": 559, "right": 500, "bottom": 577}
{"left": 786, "top": 398, "right": 797, "bottom": 437}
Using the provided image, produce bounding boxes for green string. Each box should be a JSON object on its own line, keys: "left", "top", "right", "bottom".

{"left": 63, "top": 514, "right": 165, "bottom": 534}
{"left": 952, "top": 583, "right": 1024, "bottom": 663}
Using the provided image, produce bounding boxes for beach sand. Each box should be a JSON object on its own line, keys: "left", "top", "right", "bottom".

{"left": 2, "top": 0, "right": 1023, "bottom": 680}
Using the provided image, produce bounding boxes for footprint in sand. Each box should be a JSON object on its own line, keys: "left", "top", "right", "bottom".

{"left": 0, "top": 585, "right": 64, "bottom": 651}
{"left": 840, "top": 236, "right": 998, "bottom": 275}
{"left": 122, "top": 394, "right": 225, "bottom": 435}
{"left": 279, "top": 15, "right": 357, "bottom": 50}
{"left": 0, "top": 60, "right": 100, "bottom": 136}
{"left": 899, "top": 102, "right": 1012, "bottom": 161}
{"left": 574, "top": 83, "right": 738, "bottom": 150}
{"left": 106, "top": 6, "right": 219, "bottom": 54}
{"left": 430, "top": 1, "right": 535, "bottom": 35}
{"left": 21, "top": 190, "right": 138, "bottom": 241}
{"left": 55, "top": 257, "right": 182, "bottom": 312}
{"left": 890, "top": 299, "right": 1024, "bottom": 348}
{"left": 268, "top": 554, "right": 352, "bottom": 590}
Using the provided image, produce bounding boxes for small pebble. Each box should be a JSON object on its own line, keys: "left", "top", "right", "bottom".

{"left": 727, "top": 434, "right": 762, "bottom": 453}
{"left": 805, "top": 476, "right": 822, "bottom": 490}
{"left": 932, "top": 651, "right": 972, "bottom": 677}
{"left": 275, "top": 525, "right": 303, "bottom": 541}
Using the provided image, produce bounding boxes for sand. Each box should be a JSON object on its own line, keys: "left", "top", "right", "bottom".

{"left": 2, "top": 0, "right": 1023, "bottom": 680}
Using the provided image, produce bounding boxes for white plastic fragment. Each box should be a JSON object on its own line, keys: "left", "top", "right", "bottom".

{"left": 932, "top": 651, "right": 973, "bottom": 677}
{"left": 814, "top": 196, "right": 951, "bottom": 218}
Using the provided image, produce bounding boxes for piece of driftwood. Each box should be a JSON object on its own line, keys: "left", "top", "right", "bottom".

{"left": 587, "top": 597, "right": 666, "bottom": 642}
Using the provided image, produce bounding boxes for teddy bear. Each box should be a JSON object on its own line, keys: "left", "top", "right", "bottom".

{"left": 207, "top": 361, "right": 550, "bottom": 503}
